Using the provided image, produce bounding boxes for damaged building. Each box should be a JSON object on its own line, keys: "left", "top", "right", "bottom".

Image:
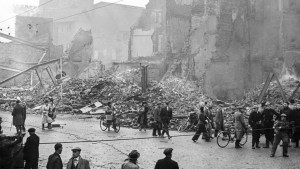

{"left": 0, "top": 16, "right": 62, "bottom": 88}
{"left": 132, "top": 0, "right": 300, "bottom": 100}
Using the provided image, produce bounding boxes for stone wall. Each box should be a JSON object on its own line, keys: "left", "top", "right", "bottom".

{"left": 164, "top": 0, "right": 300, "bottom": 100}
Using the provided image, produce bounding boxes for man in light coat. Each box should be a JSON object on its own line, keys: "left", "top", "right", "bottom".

{"left": 234, "top": 107, "right": 247, "bottom": 148}
{"left": 66, "top": 147, "right": 90, "bottom": 169}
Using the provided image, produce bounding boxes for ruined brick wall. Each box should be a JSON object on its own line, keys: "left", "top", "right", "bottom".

{"left": 163, "top": 0, "right": 300, "bottom": 100}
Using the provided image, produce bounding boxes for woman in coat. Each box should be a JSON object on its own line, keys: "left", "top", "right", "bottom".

{"left": 41, "top": 99, "right": 53, "bottom": 130}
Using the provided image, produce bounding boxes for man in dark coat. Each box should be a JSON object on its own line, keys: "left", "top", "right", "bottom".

{"left": 139, "top": 102, "right": 148, "bottom": 131}
{"left": 192, "top": 107, "right": 208, "bottom": 142}
{"left": 261, "top": 103, "right": 276, "bottom": 148}
{"left": 46, "top": 143, "right": 63, "bottom": 169}
{"left": 12, "top": 100, "right": 25, "bottom": 134}
{"left": 291, "top": 104, "right": 300, "bottom": 148}
{"left": 152, "top": 103, "right": 162, "bottom": 136}
{"left": 160, "top": 102, "right": 172, "bottom": 139}
{"left": 154, "top": 148, "right": 179, "bottom": 169}
{"left": 0, "top": 134, "right": 23, "bottom": 169}
{"left": 249, "top": 105, "right": 262, "bottom": 149}
{"left": 23, "top": 128, "right": 40, "bottom": 169}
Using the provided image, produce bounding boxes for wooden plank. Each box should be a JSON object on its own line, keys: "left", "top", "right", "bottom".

{"left": 274, "top": 74, "right": 288, "bottom": 103}
{"left": 46, "top": 67, "right": 56, "bottom": 85}
{"left": 35, "top": 69, "right": 43, "bottom": 87}
{"left": 289, "top": 81, "right": 300, "bottom": 100}
{"left": 0, "top": 59, "right": 60, "bottom": 85}
{"left": 258, "top": 73, "right": 274, "bottom": 103}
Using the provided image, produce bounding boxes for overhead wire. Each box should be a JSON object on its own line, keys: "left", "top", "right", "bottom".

{"left": 0, "top": 0, "right": 55, "bottom": 24}
{"left": 38, "top": 0, "right": 124, "bottom": 25}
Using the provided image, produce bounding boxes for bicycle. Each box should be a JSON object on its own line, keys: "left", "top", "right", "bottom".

{"left": 99, "top": 114, "right": 121, "bottom": 133}
{"left": 217, "top": 126, "right": 248, "bottom": 148}
{"left": 177, "top": 113, "right": 198, "bottom": 132}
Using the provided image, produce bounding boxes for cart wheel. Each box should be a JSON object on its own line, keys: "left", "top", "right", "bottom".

{"left": 100, "top": 118, "right": 108, "bottom": 131}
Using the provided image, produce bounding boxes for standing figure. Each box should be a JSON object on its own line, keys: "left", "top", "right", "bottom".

{"left": 214, "top": 108, "right": 224, "bottom": 137}
{"left": 152, "top": 103, "right": 162, "bottom": 136}
{"left": 154, "top": 148, "right": 179, "bottom": 169}
{"left": 17, "top": 97, "right": 27, "bottom": 133}
{"left": 66, "top": 147, "right": 90, "bottom": 169}
{"left": 234, "top": 107, "right": 247, "bottom": 148}
{"left": 40, "top": 99, "right": 53, "bottom": 130}
{"left": 249, "top": 105, "right": 262, "bottom": 149}
{"left": 23, "top": 128, "right": 40, "bottom": 169}
{"left": 12, "top": 100, "right": 24, "bottom": 134}
{"left": 48, "top": 98, "right": 56, "bottom": 121}
{"left": 160, "top": 102, "right": 172, "bottom": 139}
{"left": 46, "top": 143, "right": 63, "bottom": 169}
{"left": 270, "top": 114, "right": 290, "bottom": 157}
{"left": 121, "top": 150, "right": 140, "bottom": 169}
{"left": 138, "top": 102, "right": 148, "bottom": 131}
{"left": 192, "top": 107, "right": 209, "bottom": 142}
{"left": 261, "top": 103, "right": 276, "bottom": 148}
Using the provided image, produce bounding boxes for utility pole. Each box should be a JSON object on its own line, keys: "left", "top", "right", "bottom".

{"left": 140, "top": 64, "right": 149, "bottom": 93}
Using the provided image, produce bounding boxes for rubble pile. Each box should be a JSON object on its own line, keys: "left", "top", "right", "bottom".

{"left": 0, "top": 69, "right": 260, "bottom": 130}
{"left": 244, "top": 78, "right": 300, "bottom": 105}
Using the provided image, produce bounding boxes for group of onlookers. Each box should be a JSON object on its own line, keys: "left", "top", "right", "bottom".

{"left": 248, "top": 100, "right": 300, "bottom": 157}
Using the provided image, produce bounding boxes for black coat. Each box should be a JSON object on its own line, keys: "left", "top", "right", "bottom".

{"left": 262, "top": 109, "right": 277, "bottom": 127}
{"left": 160, "top": 107, "right": 172, "bottom": 122}
{"left": 46, "top": 152, "right": 63, "bottom": 169}
{"left": 249, "top": 111, "right": 262, "bottom": 129}
{"left": 23, "top": 134, "right": 39, "bottom": 160}
{"left": 154, "top": 157, "right": 179, "bottom": 169}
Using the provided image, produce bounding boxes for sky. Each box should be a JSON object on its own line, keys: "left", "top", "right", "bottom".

{"left": 0, "top": 0, "right": 149, "bottom": 41}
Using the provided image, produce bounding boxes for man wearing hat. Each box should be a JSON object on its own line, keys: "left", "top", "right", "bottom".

{"left": 66, "top": 147, "right": 90, "bottom": 169}
{"left": 23, "top": 128, "right": 40, "bottom": 169}
{"left": 121, "top": 150, "right": 140, "bottom": 169}
{"left": 46, "top": 143, "right": 63, "bottom": 169}
{"left": 249, "top": 105, "right": 262, "bottom": 149}
{"left": 12, "top": 100, "right": 25, "bottom": 134}
{"left": 138, "top": 102, "right": 148, "bottom": 131}
{"left": 160, "top": 102, "right": 173, "bottom": 139}
{"left": 154, "top": 148, "right": 179, "bottom": 169}
{"left": 152, "top": 103, "right": 162, "bottom": 136}
{"left": 261, "top": 102, "right": 277, "bottom": 148}
{"left": 234, "top": 106, "right": 247, "bottom": 148}
{"left": 270, "top": 113, "right": 290, "bottom": 157}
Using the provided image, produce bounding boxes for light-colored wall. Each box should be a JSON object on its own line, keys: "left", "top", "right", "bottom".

{"left": 131, "top": 29, "right": 154, "bottom": 58}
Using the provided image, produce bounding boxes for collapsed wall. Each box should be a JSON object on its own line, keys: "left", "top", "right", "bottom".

{"left": 166, "top": 0, "right": 300, "bottom": 100}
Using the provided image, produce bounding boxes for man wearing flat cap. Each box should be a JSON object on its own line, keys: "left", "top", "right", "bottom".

{"left": 121, "top": 150, "right": 140, "bottom": 169}
{"left": 23, "top": 128, "right": 40, "bottom": 169}
{"left": 66, "top": 147, "right": 90, "bottom": 169}
{"left": 154, "top": 148, "right": 179, "bottom": 169}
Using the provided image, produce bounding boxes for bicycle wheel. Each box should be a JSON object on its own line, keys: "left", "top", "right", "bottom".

{"left": 177, "top": 121, "right": 188, "bottom": 132}
{"left": 239, "top": 131, "right": 248, "bottom": 145}
{"left": 100, "top": 117, "right": 108, "bottom": 131}
{"left": 114, "top": 119, "right": 121, "bottom": 133}
{"left": 217, "top": 131, "right": 230, "bottom": 148}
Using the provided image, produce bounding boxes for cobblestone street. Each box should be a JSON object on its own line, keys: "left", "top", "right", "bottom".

{"left": 1, "top": 111, "right": 300, "bottom": 169}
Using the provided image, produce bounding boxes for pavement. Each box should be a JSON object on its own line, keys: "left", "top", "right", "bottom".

{"left": 1, "top": 111, "right": 300, "bottom": 169}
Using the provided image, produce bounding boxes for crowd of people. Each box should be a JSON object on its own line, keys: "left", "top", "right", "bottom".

{"left": 1, "top": 96, "right": 300, "bottom": 168}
